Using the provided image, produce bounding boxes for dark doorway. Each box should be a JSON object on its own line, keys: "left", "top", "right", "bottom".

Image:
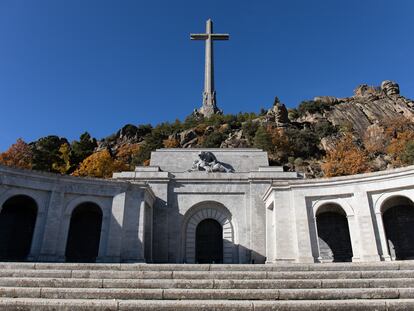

{"left": 383, "top": 200, "right": 414, "bottom": 260}
{"left": 317, "top": 209, "right": 353, "bottom": 262}
{"left": 0, "top": 195, "right": 38, "bottom": 261}
{"left": 65, "top": 202, "right": 102, "bottom": 263}
{"left": 196, "top": 219, "right": 223, "bottom": 264}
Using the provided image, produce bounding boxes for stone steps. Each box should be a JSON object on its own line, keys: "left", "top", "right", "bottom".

{"left": 1, "top": 286, "right": 414, "bottom": 300}
{"left": 1, "top": 269, "right": 414, "bottom": 279}
{"left": 3, "top": 261, "right": 414, "bottom": 271}
{"left": 0, "top": 262, "right": 413, "bottom": 310}
{"left": 3, "top": 277, "right": 414, "bottom": 289}
{"left": 0, "top": 298, "right": 413, "bottom": 311}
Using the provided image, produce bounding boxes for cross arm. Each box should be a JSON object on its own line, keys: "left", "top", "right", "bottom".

{"left": 190, "top": 34, "right": 208, "bottom": 40}
{"left": 211, "top": 34, "right": 230, "bottom": 40}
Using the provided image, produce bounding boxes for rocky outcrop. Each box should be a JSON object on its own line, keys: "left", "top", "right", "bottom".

{"left": 312, "top": 80, "right": 414, "bottom": 134}
{"left": 220, "top": 130, "right": 249, "bottom": 148}
{"left": 266, "top": 97, "right": 290, "bottom": 127}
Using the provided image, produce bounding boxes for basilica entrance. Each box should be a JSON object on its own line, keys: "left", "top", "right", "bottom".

{"left": 196, "top": 219, "right": 223, "bottom": 264}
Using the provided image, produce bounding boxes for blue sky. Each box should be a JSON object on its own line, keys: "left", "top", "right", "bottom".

{"left": 0, "top": 0, "right": 413, "bottom": 151}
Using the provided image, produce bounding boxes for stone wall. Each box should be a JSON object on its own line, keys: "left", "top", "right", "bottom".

{"left": 264, "top": 165, "right": 414, "bottom": 263}
{"left": 0, "top": 165, "right": 154, "bottom": 263}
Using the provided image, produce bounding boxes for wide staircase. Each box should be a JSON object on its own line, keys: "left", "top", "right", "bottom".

{"left": 0, "top": 261, "right": 414, "bottom": 310}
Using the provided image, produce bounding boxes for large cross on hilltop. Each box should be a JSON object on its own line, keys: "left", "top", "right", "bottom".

{"left": 191, "top": 19, "right": 229, "bottom": 117}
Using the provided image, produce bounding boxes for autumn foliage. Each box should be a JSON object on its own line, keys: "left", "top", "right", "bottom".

{"left": 322, "top": 134, "right": 369, "bottom": 177}
{"left": 72, "top": 149, "right": 129, "bottom": 178}
{"left": 0, "top": 139, "right": 33, "bottom": 169}
{"left": 115, "top": 143, "right": 140, "bottom": 166}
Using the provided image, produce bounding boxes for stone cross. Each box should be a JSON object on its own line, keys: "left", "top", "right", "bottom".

{"left": 191, "top": 19, "right": 229, "bottom": 117}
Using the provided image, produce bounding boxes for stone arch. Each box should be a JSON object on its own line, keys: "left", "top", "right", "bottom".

{"left": 381, "top": 195, "right": 414, "bottom": 260}
{"left": 0, "top": 195, "right": 38, "bottom": 260}
{"left": 65, "top": 201, "right": 103, "bottom": 262}
{"left": 0, "top": 189, "right": 47, "bottom": 260}
{"left": 313, "top": 198, "right": 355, "bottom": 218}
{"left": 56, "top": 196, "right": 110, "bottom": 261}
{"left": 315, "top": 203, "right": 353, "bottom": 262}
{"left": 182, "top": 201, "right": 236, "bottom": 264}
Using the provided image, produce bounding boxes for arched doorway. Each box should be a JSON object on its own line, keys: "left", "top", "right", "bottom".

{"left": 196, "top": 219, "right": 223, "bottom": 264}
{"left": 183, "top": 203, "right": 235, "bottom": 264}
{"left": 316, "top": 204, "right": 353, "bottom": 262}
{"left": 382, "top": 196, "right": 414, "bottom": 260}
{"left": 65, "top": 202, "right": 102, "bottom": 262}
{"left": 0, "top": 195, "right": 38, "bottom": 261}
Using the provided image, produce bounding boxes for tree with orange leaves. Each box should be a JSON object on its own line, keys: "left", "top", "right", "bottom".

{"left": 0, "top": 138, "right": 33, "bottom": 169}
{"left": 386, "top": 130, "right": 414, "bottom": 166}
{"left": 322, "top": 134, "right": 369, "bottom": 177}
{"left": 116, "top": 143, "right": 140, "bottom": 167}
{"left": 73, "top": 149, "right": 129, "bottom": 178}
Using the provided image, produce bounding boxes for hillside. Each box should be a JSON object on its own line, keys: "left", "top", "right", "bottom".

{"left": 1, "top": 80, "right": 414, "bottom": 178}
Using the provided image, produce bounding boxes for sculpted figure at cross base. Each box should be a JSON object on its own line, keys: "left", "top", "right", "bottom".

{"left": 190, "top": 151, "right": 234, "bottom": 173}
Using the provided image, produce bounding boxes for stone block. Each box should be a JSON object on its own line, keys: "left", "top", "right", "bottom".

{"left": 119, "top": 300, "right": 253, "bottom": 311}
{"left": 277, "top": 288, "right": 399, "bottom": 300}
{"left": 0, "top": 277, "right": 102, "bottom": 288}
{"left": 213, "top": 280, "right": 321, "bottom": 289}
{"left": 253, "top": 300, "right": 387, "bottom": 311}
{"left": 40, "top": 288, "right": 163, "bottom": 300}
{"left": 386, "top": 299, "right": 414, "bottom": 311}
{"left": 71, "top": 270, "right": 172, "bottom": 279}
{"left": 0, "top": 298, "right": 118, "bottom": 311}
{"left": 162, "top": 289, "right": 279, "bottom": 300}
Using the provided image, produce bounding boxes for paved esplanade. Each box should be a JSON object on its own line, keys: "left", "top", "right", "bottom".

{"left": 191, "top": 19, "right": 229, "bottom": 117}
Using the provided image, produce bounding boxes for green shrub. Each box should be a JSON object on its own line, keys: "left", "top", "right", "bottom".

{"left": 285, "top": 128, "right": 321, "bottom": 159}
{"left": 401, "top": 141, "right": 414, "bottom": 164}
{"left": 297, "top": 100, "right": 331, "bottom": 117}
{"left": 201, "top": 132, "right": 226, "bottom": 148}
{"left": 253, "top": 126, "right": 273, "bottom": 151}
{"left": 314, "top": 121, "right": 338, "bottom": 139}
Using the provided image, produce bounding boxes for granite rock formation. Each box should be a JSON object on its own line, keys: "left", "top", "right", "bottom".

{"left": 312, "top": 80, "right": 414, "bottom": 134}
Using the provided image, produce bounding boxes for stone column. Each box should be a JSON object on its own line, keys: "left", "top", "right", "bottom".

{"left": 120, "top": 189, "right": 145, "bottom": 262}
{"left": 346, "top": 214, "right": 361, "bottom": 262}
{"left": 265, "top": 200, "right": 276, "bottom": 263}
{"left": 151, "top": 181, "right": 170, "bottom": 263}
{"left": 249, "top": 183, "right": 270, "bottom": 264}
{"left": 105, "top": 192, "right": 128, "bottom": 262}
{"left": 375, "top": 211, "right": 392, "bottom": 261}
{"left": 273, "top": 191, "right": 298, "bottom": 262}
{"left": 38, "top": 187, "right": 65, "bottom": 262}
{"left": 294, "top": 195, "right": 316, "bottom": 263}
{"left": 354, "top": 192, "right": 382, "bottom": 262}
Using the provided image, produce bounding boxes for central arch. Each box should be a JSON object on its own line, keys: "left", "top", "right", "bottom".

{"left": 196, "top": 219, "right": 223, "bottom": 263}
{"left": 182, "top": 201, "right": 236, "bottom": 264}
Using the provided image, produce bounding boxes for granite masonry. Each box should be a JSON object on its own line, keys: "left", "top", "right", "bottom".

{"left": 1, "top": 148, "right": 414, "bottom": 265}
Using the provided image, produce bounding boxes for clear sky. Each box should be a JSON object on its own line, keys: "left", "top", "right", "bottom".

{"left": 0, "top": 0, "right": 413, "bottom": 151}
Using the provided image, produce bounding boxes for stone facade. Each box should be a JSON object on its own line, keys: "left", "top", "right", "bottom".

{"left": 0, "top": 165, "right": 155, "bottom": 263}
{"left": 1, "top": 148, "right": 414, "bottom": 264}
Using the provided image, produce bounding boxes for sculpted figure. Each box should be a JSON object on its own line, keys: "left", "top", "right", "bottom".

{"left": 190, "top": 151, "right": 234, "bottom": 173}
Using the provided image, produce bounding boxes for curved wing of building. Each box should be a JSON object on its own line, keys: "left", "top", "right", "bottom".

{"left": 1, "top": 148, "right": 413, "bottom": 264}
